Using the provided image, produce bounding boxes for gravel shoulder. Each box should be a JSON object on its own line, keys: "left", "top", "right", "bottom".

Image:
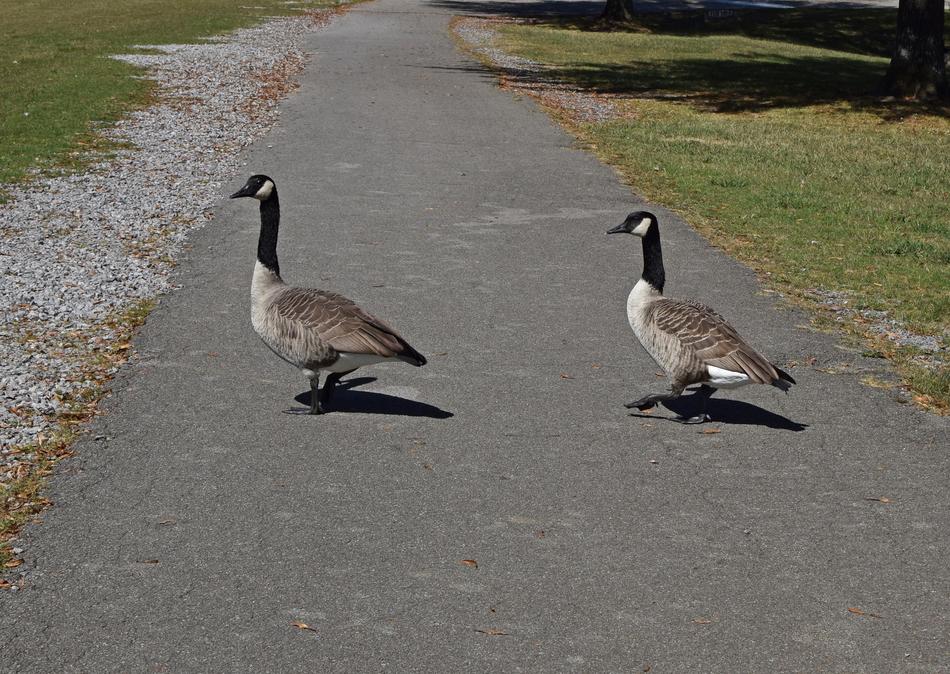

{"left": 0, "top": 9, "right": 341, "bottom": 560}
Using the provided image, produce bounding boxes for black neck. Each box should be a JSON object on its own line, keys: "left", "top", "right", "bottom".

{"left": 640, "top": 223, "right": 665, "bottom": 293}
{"left": 257, "top": 191, "right": 280, "bottom": 277}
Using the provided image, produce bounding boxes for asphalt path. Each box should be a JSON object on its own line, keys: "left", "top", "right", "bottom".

{"left": 2, "top": 0, "right": 946, "bottom": 670}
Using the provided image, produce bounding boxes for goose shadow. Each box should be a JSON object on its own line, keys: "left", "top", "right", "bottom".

{"left": 628, "top": 388, "right": 807, "bottom": 431}
{"left": 294, "top": 377, "right": 454, "bottom": 419}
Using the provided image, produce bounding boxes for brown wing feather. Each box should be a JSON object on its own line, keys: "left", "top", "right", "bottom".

{"left": 650, "top": 298, "right": 781, "bottom": 385}
{"left": 272, "top": 287, "right": 408, "bottom": 358}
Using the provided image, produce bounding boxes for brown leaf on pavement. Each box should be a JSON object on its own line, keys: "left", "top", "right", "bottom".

{"left": 692, "top": 617, "right": 712, "bottom": 624}
{"left": 291, "top": 621, "right": 318, "bottom": 632}
{"left": 699, "top": 428, "right": 721, "bottom": 434}
{"left": 475, "top": 628, "right": 507, "bottom": 636}
{"left": 3, "top": 559, "right": 23, "bottom": 569}
{"left": 461, "top": 559, "right": 478, "bottom": 569}
{"left": 864, "top": 497, "right": 892, "bottom": 504}
{"left": 848, "top": 607, "right": 883, "bottom": 619}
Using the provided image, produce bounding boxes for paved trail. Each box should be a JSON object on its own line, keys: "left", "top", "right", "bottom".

{"left": 2, "top": 0, "right": 947, "bottom": 670}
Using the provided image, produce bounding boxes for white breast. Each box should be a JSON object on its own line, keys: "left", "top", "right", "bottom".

{"left": 250, "top": 260, "right": 285, "bottom": 330}
{"left": 626, "top": 278, "right": 661, "bottom": 342}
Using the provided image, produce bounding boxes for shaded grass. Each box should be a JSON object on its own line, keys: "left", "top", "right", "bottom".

{"left": 0, "top": 0, "right": 343, "bottom": 189}
{"left": 495, "top": 9, "right": 949, "bottom": 407}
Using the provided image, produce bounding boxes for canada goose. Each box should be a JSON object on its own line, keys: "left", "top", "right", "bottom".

{"left": 607, "top": 211, "right": 794, "bottom": 424}
{"left": 230, "top": 174, "right": 426, "bottom": 414}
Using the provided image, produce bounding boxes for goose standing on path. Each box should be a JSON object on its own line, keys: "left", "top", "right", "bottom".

{"left": 230, "top": 174, "right": 426, "bottom": 415}
{"left": 607, "top": 211, "right": 794, "bottom": 424}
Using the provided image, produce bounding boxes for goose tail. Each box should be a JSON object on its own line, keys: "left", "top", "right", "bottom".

{"left": 771, "top": 366, "right": 796, "bottom": 392}
{"left": 396, "top": 339, "right": 427, "bottom": 367}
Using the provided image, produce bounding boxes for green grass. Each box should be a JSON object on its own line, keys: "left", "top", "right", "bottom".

{"left": 0, "top": 0, "right": 343, "bottom": 188}
{"left": 495, "top": 9, "right": 950, "bottom": 408}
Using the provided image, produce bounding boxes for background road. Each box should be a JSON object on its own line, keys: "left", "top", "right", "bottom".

{"left": 2, "top": 0, "right": 946, "bottom": 670}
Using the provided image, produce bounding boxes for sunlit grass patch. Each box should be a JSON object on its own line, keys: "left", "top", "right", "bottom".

{"left": 0, "top": 0, "right": 344, "bottom": 188}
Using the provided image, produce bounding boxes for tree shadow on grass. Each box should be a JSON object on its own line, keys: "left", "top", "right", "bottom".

{"left": 546, "top": 53, "right": 886, "bottom": 113}
{"left": 294, "top": 377, "right": 454, "bottom": 419}
{"left": 441, "top": 1, "right": 950, "bottom": 118}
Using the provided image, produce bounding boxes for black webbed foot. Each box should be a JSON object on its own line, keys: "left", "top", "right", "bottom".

{"left": 673, "top": 413, "right": 711, "bottom": 424}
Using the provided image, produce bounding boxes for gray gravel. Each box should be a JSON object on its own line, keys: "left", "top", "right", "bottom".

{"left": 0, "top": 12, "right": 335, "bottom": 481}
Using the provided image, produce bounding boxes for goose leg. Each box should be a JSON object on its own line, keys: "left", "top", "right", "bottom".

{"left": 318, "top": 369, "right": 357, "bottom": 407}
{"left": 673, "top": 385, "right": 716, "bottom": 424}
{"left": 625, "top": 392, "right": 678, "bottom": 410}
{"left": 283, "top": 374, "right": 324, "bottom": 415}
{"left": 625, "top": 384, "right": 685, "bottom": 411}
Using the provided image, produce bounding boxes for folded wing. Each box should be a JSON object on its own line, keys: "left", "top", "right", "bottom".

{"left": 649, "top": 298, "right": 782, "bottom": 385}
{"left": 272, "top": 287, "right": 425, "bottom": 364}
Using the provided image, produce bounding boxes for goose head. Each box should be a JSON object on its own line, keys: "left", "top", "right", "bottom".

{"left": 606, "top": 211, "right": 656, "bottom": 237}
{"left": 230, "top": 174, "right": 276, "bottom": 201}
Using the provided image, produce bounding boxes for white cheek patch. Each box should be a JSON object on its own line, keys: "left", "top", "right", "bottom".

{"left": 254, "top": 179, "right": 274, "bottom": 200}
{"left": 632, "top": 217, "right": 653, "bottom": 236}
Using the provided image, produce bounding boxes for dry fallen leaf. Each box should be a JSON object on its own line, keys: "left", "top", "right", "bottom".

{"left": 207, "top": 352, "right": 219, "bottom": 358}
{"left": 848, "top": 607, "right": 883, "bottom": 619}
{"left": 700, "top": 428, "right": 721, "bottom": 435}
{"left": 3, "top": 559, "right": 23, "bottom": 569}
{"left": 864, "top": 497, "right": 892, "bottom": 504}
{"left": 559, "top": 373, "right": 574, "bottom": 380}
{"left": 0, "top": 580, "right": 12, "bottom": 590}
{"left": 536, "top": 530, "right": 545, "bottom": 539}
{"left": 461, "top": 559, "right": 478, "bottom": 569}
{"left": 475, "top": 628, "right": 507, "bottom": 636}
{"left": 291, "top": 621, "right": 318, "bottom": 632}
{"left": 692, "top": 618, "right": 712, "bottom": 625}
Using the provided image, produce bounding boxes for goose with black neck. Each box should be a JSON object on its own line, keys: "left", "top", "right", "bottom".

{"left": 607, "top": 210, "right": 795, "bottom": 424}
{"left": 230, "top": 174, "right": 427, "bottom": 415}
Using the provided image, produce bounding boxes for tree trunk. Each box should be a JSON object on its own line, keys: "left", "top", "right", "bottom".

{"left": 601, "top": 0, "right": 636, "bottom": 23}
{"left": 880, "top": 0, "right": 948, "bottom": 100}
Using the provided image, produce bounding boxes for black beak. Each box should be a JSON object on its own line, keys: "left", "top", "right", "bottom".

{"left": 230, "top": 185, "right": 253, "bottom": 199}
{"left": 606, "top": 221, "right": 630, "bottom": 235}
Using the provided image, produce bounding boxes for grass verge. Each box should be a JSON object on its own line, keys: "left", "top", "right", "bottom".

{"left": 0, "top": 0, "right": 344, "bottom": 192}
{"left": 490, "top": 8, "right": 949, "bottom": 409}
